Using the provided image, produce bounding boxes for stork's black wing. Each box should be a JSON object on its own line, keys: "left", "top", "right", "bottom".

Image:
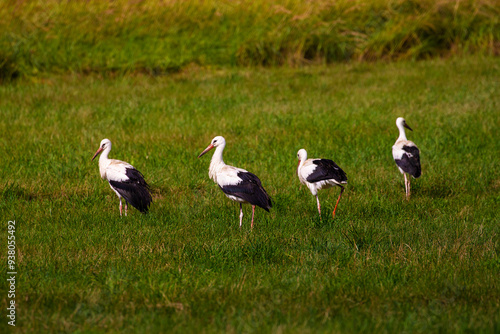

{"left": 395, "top": 145, "right": 421, "bottom": 178}
{"left": 109, "top": 167, "right": 152, "bottom": 213}
{"left": 306, "top": 159, "right": 347, "bottom": 184}
{"left": 219, "top": 171, "right": 272, "bottom": 211}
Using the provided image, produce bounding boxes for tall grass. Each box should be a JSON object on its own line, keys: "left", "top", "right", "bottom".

{"left": 1, "top": 0, "right": 499, "bottom": 80}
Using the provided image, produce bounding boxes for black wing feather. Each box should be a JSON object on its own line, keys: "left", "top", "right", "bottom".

{"left": 219, "top": 172, "right": 272, "bottom": 211}
{"left": 108, "top": 167, "right": 152, "bottom": 213}
{"left": 395, "top": 145, "right": 421, "bottom": 178}
{"left": 306, "top": 159, "right": 348, "bottom": 184}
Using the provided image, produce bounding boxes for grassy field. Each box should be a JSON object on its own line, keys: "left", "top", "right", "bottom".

{"left": 1, "top": 56, "right": 499, "bottom": 332}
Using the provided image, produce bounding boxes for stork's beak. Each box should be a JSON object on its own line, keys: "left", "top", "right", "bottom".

{"left": 92, "top": 147, "right": 103, "bottom": 161}
{"left": 404, "top": 123, "right": 413, "bottom": 131}
{"left": 198, "top": 144, "right": 214, "bottom": 158}
{"left": 297, "top": 160, "right": 301, "bottom": 175}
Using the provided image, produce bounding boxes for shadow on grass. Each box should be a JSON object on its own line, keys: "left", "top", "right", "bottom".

{"left": 1, "top": 182, "right": 35, "bottom": 201}
{"left": 419, "top": 181, "right": 454, "bottom": 199}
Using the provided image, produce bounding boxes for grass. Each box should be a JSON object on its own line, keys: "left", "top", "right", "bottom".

{"left": 0, "top": 56, "right": 499, "bottom": 332}
{"left": 1, "top": 0, "right": 499, "bottom": 80}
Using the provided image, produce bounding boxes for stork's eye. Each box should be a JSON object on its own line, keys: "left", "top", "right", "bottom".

{"left": 101, "top": 144, "right": 105, "bottom": 148}
{"left": 213, "top": 140, "right": 217, "bottom": 144}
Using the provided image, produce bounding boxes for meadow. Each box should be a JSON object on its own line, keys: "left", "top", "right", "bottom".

{"left": 0, "top": 56, "right": 499, "bottom": 332}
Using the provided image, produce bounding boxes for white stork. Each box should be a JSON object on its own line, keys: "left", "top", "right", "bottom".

{"left": 198, "top": 136, "right": 272, "bottom": 228}
{"left": 392, "top": 117, "right": 421, "bottom": 200}
{"left": 92, "top": 138, "right": 152, "bottom": 216}
{"left": 297, "top": 149, "right": 347, "bottom": 218}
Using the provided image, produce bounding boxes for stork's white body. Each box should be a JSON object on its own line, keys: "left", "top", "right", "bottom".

{"left": 297, "top": 149, "right": 347, "bottom": 218}
{"left": 98, "top": 156, "right": 132, "bottom": 201}
{"left": 199, "top": 136, "right": 272, "bottom": 228}
{"left": 207, "top": 149, "right": 249, "bottom": 203}
{"left": 298, "top": 160, "right": 344, "bottom": 195}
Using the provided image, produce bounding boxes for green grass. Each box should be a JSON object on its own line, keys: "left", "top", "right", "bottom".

{"left": 1, "top": 56, "right": 499, "bottom": 332}
{"left": 1, "top": 0, "right": 499, "bottom": 80}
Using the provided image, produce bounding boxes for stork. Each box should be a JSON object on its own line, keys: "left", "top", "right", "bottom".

{"left": 92, "top": 138, "right": 152, "bottom": 216}
{"left": 198, "top": 136, "right": 272, "bottom": 228}
{"left": 392, "top": 117, "right": 421, "bottom": 200}
{"left": 297, "top": 149, "right": 347, "bottom": 219}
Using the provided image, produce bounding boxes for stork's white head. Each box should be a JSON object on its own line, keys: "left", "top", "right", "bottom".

{"left": 92, "top": 138, "right": 112, "bottom": 161}
{"left": 297, "top": 149, "right": 307, "bottom": 162}
{"left": 396, "top": 117, "right": 413, "bottom": 131}
{"left": 297, "top": 148, "right": 308, "bottom": 174}
{"left": 198, "top": 136, "right": 226, "bottom": 158}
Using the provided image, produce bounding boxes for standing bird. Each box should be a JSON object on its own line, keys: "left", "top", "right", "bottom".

{"left": 392, "top": 117, "right": 421, "bottom": 200}
{"left": 92, "top": 139, "right": 152, "bottom": 216}
{"left": 198, "top": 136, "right": 272, "bottom": 228}
{"left": 297, "top": 149, "right": 347, "bottom": 218}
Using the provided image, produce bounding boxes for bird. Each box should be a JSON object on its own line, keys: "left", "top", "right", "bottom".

{"left": 392, "top": 117, "right": 421, "bottom": 200}
{"left": 92, "top": 138, "right": 152, "bottom": 216}
{"left": 296, "top": 149, "right": 347, "bottom": 219}
{"left": 198, "top": 136, "right": 272, "bottom": 228}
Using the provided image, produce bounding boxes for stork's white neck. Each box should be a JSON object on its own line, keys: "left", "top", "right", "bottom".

{"left": 396, "top": 123, "right": 408, "bottom": 141}
{"left": 98, "top": 146, "right": 112, "bottom": 179}
{"left": 208, "top": 144, "right": 226, "bottom": 182}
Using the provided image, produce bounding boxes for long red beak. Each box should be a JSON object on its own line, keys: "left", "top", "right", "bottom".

{"left": 297, "top": 160, "right": 301, "bottom": 175}
{"left": 92, "top": 147, "right": 103, "bottom": 161}
{"left": 198, "top": 144, "right": 214, "bottom": 158}
{"left": 404, "top": 123, "right": 413, "bottom": 131}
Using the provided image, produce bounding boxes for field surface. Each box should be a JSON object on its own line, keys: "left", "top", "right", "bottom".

{"left": 0, "top": 57, "right": 499, "bottom": 333}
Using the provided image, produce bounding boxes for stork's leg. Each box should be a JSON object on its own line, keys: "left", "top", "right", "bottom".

{"left": 332, "top": 186, "right": 345, "bottom": 218}
{"left": 119, "top": 198, "right": 123, "bottom": 217}
{"left": 239, "top": 203, "right": 243, "bottom": 228}
{"left": 403, "top": 173, "right": 408, "bottom": 199}
{"left": 125, "top": 203, "right": 128, "bottom": 216}
{"left": 407, "top": 176, "right": 411, "bottom": 200}
{"left": 251, "top": 205, "right": 256, "bottom": 229}
{"left": 316, "top": 195, "right": 321, "bottom": 217}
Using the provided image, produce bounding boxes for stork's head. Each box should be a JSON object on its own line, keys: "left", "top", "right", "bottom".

{"left": 297, "top": 148, "right": 307, "bottom": 162}
{"left": 198, "top": 136, "right": 226, "bottom": 158}
{"left": 396, "top": 117, "right": 412, "bottom": 131}
{"left": 92, "top": 138, "right": 112, "bottom": 161}
{"left": 297, "top": 149, "right": 307, "bottom": 173}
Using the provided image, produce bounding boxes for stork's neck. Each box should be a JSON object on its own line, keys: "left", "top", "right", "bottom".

{"left": 98, "top": 147, "right": 112, "bottom": 179}
{"left": 397, "top": 124, "right": 408, "bottom": 141}
{"left": 208, "top": 145, "right": 226, "bottom": 182}
{"left": 297, "top": 151, "right": 307, "bottom": 173}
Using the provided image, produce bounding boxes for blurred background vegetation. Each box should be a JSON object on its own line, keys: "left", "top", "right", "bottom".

{"left": 1, "top": 0, "right": 499, "bottom": 81}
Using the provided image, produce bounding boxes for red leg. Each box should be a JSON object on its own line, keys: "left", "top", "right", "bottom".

{"left": 251, "top": 205, "right": 255, "bottom": 229}
{"left": 332, "top": 186, "right": 344, "bottom": 218}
